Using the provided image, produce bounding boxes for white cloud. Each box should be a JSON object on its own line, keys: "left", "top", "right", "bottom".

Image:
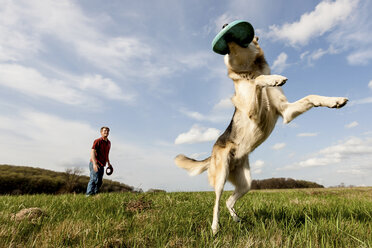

{"left": 347, "top": 80, "right": 372, "bottom": 106}
{"left": 175, "top": 125, "right": 220, "bottom": 144}
{"left": 0, "top": 1, "right": 89, "bottom": 62}
{"left": 297, "top": 133, "right": 318, "bottom": 137}
{"left": 298, "top": 157, "right": 341, "bottom": 168}
{"left": 180, "top": 109, "right": 206, "bottom": 121}
{"left": 325, "top": 0, "right": 372, "bottom": 66}
{"left": 0, "top": 64, "right": 86, "bottom": 105}
{"left": 271, "top": 52, "right": 289, "bottom": 73}
{"left": 252, "top": 160, "right": 265, "bottom": 174}
{"left": 253, "top": 160, "right": 265, "bottom": 168}
{"left": 214, "top": 14, "right": 235, "bottom": 33}
{"left": 178, "top": 51, "right": 214, "bottom": 69}
{"left": 345, "top": 121, "right": 359, "bottom": 129}
{"left": 0, "top": 0, "right": 173, "bottom": 80}
{"left": 180, "top": 107, "right": 232, "bottom": 123}
{"left": 0, "top": 26, "right": 41, "bottom": 63}
{"left": 347, "top": 50, "right": 372, "bottom": 65}
{"left": 0, "top": 64, "right": 132, "bottom": 105}
{"left": 281, "top": 136, "right": 372, "bottom": 170}
{"left": 268, "top": 0, "right": 358, "bottom": 46}
{"left": 288, "top": 152, "right": 296, "bottom": 158}
{"left": 300, "top": 51, "right": 310, "bottom": 60}
{"left": 79, "top": 74, "right": 134, "bottom": 102}
{"left": 75, "top": 37, "right": 164, "bottom": 78}
{"left": 0, "top": 110, "right": 96, "bottom": 168}
{"left": 272, "top": 143, "right": 286, "bottom": 150}
{"left": 213, "top": 98, "right": 233, "bottom": 110}
{"left": 320, "top": 136, "right": 372, "bottom": 155}
{"left": 349, "top": 97, "right": 372, "bottom": 106}
{"left": 300, "top": 47, "right": 338, "bottom": 65}
{"left": 337, "top": 169, "right": 364, "bottom": 175}
{"left": 0, "top": 2, "right": 42, "bottom": 62}
{"left": 310, "top": 48, "right": 328, "bottom": 60}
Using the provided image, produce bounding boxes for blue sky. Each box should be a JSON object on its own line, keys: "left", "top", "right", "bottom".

{"left": 0, "top": 0, "right": 371, "bottom": 191}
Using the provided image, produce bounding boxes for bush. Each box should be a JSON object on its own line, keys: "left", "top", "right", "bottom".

{"left": 0, "top": 164, "right": 134, "bottom": 195}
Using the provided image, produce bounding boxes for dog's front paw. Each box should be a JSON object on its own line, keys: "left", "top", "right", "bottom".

{"left": 330, "top": 97, "right": 348, "bottom": 108}
{"left": 265, "top": 75, "right": 288, "bottom": 87}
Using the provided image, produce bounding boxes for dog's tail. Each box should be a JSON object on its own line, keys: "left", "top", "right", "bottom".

{"left": 174, "top": 154, "right": 211, "bottom": 176}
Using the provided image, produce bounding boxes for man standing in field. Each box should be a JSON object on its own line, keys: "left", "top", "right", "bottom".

{"left": 86, "top": 127, "right": 113, "bottom": 196}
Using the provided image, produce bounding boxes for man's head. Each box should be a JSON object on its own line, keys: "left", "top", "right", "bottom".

{"left": 100, "top": 127, "right": 110, "bottom": 139}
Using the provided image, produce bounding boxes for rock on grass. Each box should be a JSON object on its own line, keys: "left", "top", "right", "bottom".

{"left": 12, "top": 207, "right": 46, "bottom": 222}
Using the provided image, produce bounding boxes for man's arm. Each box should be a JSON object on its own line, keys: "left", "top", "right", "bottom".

{"left": 107, "top": 142, "right": 112, "bottom": 168}
{"left": 91, "top": 149, "right": 99, "bottom": 172}
{"left": 107, "top": 155, "right": 112, "bottom": 168}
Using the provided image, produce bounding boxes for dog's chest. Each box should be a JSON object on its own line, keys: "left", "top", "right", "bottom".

{"left": 232, "top": 112, "right": 261, "bottom": 157}
{"left": 234, "top": 82, "right": 256, "bottom": 105}
{"left": 231, "top": 88, "right": 278, "bottom": 158}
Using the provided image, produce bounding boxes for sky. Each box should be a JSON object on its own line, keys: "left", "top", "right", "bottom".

{"left": 0, "top": 0, "right": 371, "bottom": 191}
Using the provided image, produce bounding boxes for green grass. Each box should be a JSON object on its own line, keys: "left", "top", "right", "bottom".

{"left": 1, "top": 188, "right": 371, "bottom": 247}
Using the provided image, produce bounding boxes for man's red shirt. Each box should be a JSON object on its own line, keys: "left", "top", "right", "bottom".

{"left": 91, "top": 137, "right": 111, "bottom": 167}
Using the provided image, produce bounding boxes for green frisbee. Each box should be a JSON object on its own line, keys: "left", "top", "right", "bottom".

{"left": 212, "top": 20, "right": 255, "bottom": 55}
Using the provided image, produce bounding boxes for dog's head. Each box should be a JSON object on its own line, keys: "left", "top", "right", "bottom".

{"left": 224, "top": 36, "right": 270, "bottom": 79}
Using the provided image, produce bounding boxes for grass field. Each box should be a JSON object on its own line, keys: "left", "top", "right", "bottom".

{"left": 0, "top": 188, "right": 371, "bottom": 247}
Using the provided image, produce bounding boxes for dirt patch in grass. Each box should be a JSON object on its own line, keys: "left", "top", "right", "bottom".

{"left": 125, "top": 198, "right": 152, "bottom": 212}
{"left": 102, "top": 238, "right": 128, "bottom": 248}
{"left": 166, "top": 235, "right": 193, "bottom": 247}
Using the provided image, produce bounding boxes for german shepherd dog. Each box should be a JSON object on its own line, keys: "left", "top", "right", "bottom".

{"left": 175, "top": 36, "right": 348, "bottom": 235}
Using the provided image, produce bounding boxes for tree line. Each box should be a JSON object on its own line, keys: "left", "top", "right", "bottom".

{"left": 251, "top": 177, "right": 324, "bottom": 189}
{"left": 1, "top": 165, "right": 323, "bottom": 195}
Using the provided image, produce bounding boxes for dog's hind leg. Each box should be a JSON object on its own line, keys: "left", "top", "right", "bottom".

{"left": 210, "top": 147, "right": 231, "bottom": 235}
{"left": 280, "top": 95, "right": 348, "bottom": 123}
{"left": 226, "top": 155, "right": 252, "bottom": 222}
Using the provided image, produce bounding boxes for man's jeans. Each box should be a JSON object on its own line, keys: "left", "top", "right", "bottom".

{"left": 86, "top": 162, "right": 104, "bottom": 196}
